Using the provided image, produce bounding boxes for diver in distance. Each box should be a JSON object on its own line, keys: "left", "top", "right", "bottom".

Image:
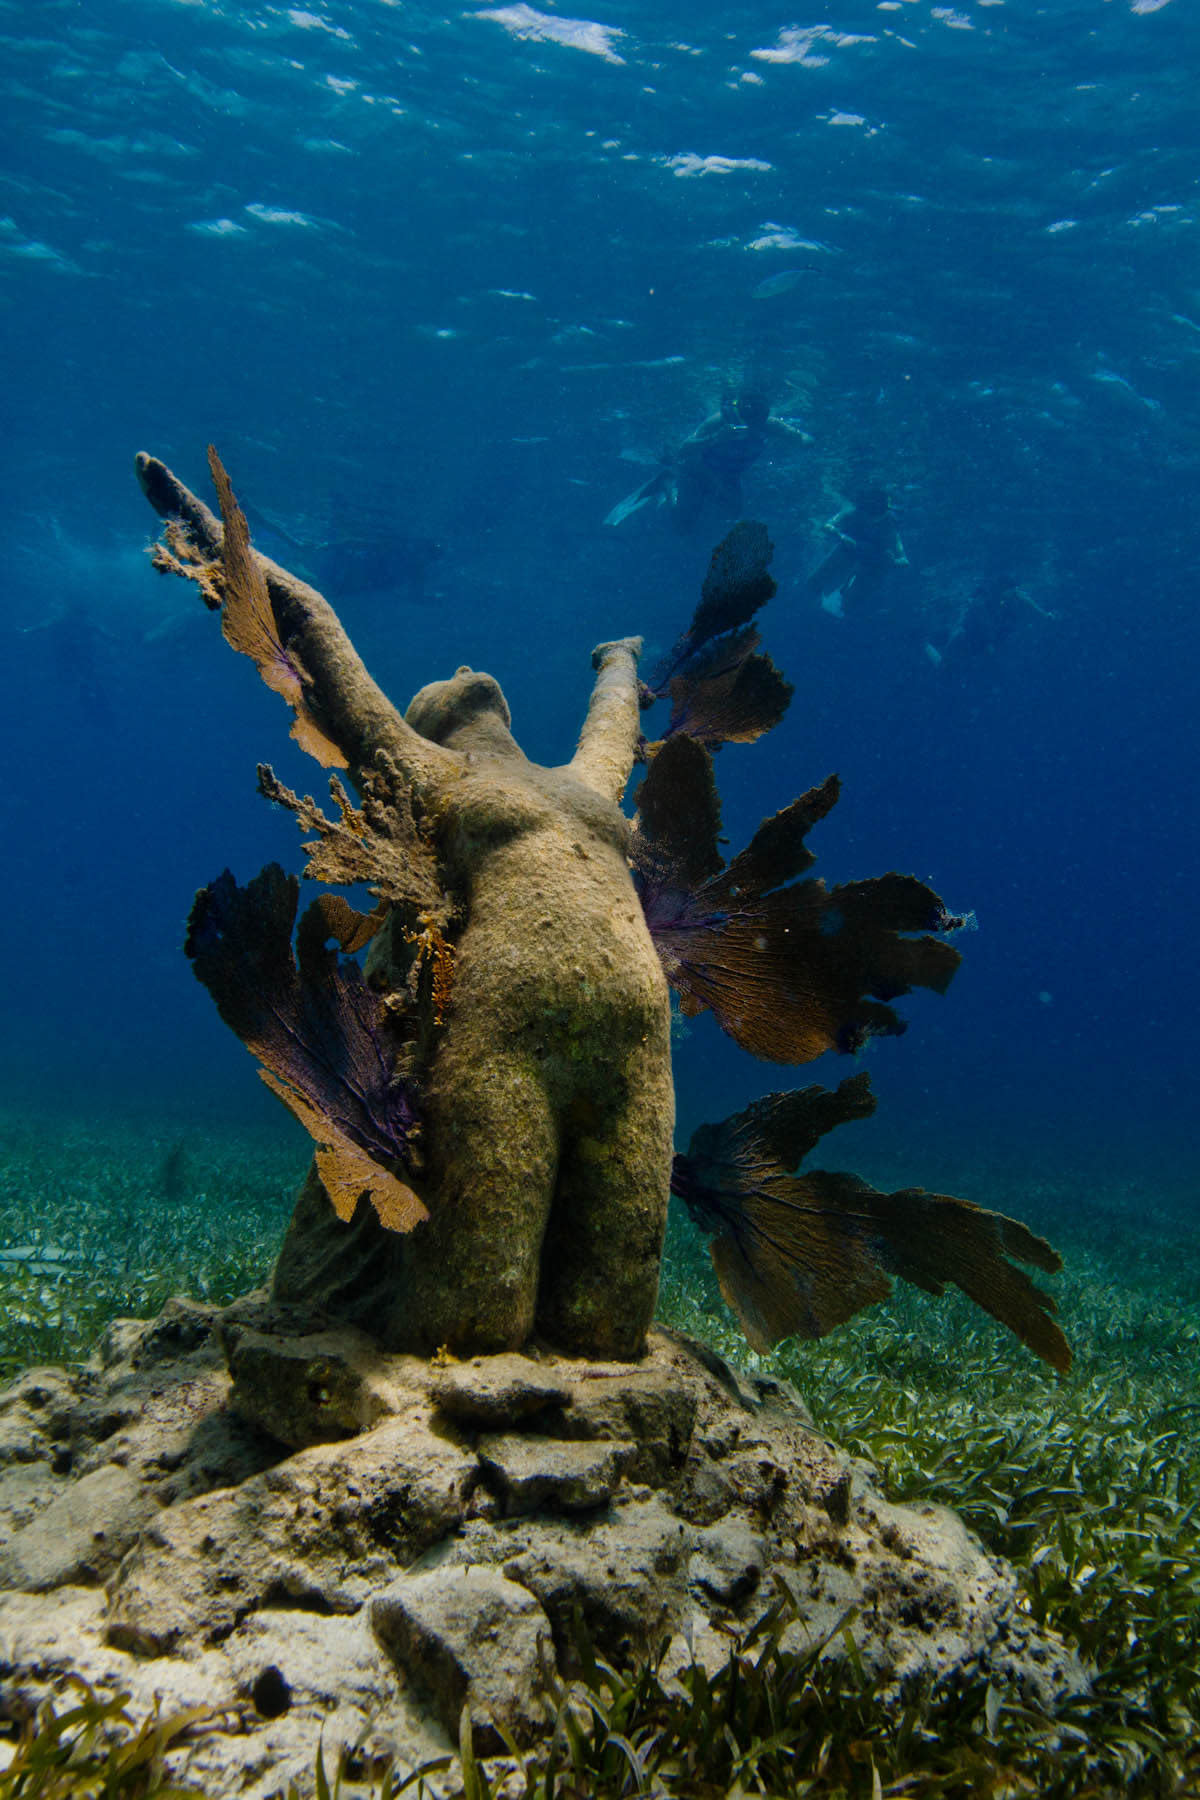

{"left": 243, "top": 500, "right": 443, "bottom": 604}
{"left": 606, "top": 389, "right": 812, "bottom": 533}
{"left": 13, "top": 603, "right": 113, "bottom": 727}
{"left": 924, "top": 575, "right": 1059, "bottom": 667}
{"left": 806, "top": 485, "right": 908, "bottom": 617}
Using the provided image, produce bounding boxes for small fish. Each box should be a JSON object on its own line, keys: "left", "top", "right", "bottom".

{"left": 0, "top": 1244, "right": 82, "bottom": 1262}
{"left": 0, "top": 1244, "right": 84, "bottom": 1277}
{"left": 1089, "top": 367, "right": 1162, "bottom": 412}
{"left": 752, "top": 268, "right": 816, "bottom": 299}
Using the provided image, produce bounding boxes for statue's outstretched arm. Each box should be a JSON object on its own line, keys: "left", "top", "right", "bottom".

{"left": 568, "top": 635, "right": 644, "bottom": 803}
{"left": 136, "top": 451, "right": 458, "bottom": 792}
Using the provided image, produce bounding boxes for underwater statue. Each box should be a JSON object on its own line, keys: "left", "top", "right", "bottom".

{"left": 137, "top": 449, "right": 1070, "bottom": 1374}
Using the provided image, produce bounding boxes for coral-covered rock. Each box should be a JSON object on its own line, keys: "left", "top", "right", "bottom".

{"left": 0, "top": 1299, "right": 1088, "bottom": 1793}
{"left": 107, "top": 1410, "right": 478, "bottom": 1654}
{"left": 0, "top": 1464, "right": 153, "bottom": 1591}
{"left": 500, "top": 1496, "right": 693, "bottom": 1668}
{"left": 477, "top": 1433, "right": 635, "bottom": 1515}
{"left": 219, "top": 1315, "right": 430, "bottom": 1448}
{"left": 371, "top": 1567, "right": 553, "bottom": 1751}
{"left": 429, "top": 1353, "right": 573, "bottom": 1427}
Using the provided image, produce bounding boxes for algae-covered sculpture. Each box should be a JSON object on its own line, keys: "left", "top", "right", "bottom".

{"left": 138, "top": 450, "right": 1069, "bottom": 1373}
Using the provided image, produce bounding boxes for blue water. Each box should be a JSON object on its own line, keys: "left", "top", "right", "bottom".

{"left": 1, "top": 0, "right": 1195, "bottom": 1219}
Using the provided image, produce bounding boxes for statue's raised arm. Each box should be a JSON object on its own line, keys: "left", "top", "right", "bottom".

{"left": 568, "top": 635, "right": 644, "bottom": 803}
{"left": 136, "top": 449, "right": 457, "bottom": 793}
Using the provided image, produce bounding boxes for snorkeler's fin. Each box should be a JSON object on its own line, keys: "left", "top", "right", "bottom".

{"left": 605, "top": 469, "right": 673, "bottom": 527}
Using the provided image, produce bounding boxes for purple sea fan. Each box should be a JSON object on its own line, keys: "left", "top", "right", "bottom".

{"left": 633, "top": 733, "right": 961, "bottom": 1064}
{"left": 185, "top": 864, "right": 427, "bottom": 1234}
{"left": 672, "top": 1072, "right": 1071, "bottom": 1370}
{"left": 661, "top": 624, "right": 793, "bottom": 749}
{"left": 647, "top": 520, "right": 779, "bottom": 690}
{"left": 643, "top": 522, "right": 792, "bottom": 751}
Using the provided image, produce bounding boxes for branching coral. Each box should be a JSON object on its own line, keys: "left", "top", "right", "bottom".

{"left": 255, "top": 761, "right": 448, "bottom": 929}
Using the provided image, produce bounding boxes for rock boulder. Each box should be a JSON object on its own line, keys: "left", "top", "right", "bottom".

{"left": 0, "top": 1293, "right": 1086, "bottom": 1796}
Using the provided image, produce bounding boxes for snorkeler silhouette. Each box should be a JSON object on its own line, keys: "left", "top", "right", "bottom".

{"left": 924, "top": 576, "right": 1059, "bottom": 667}
{"left": 15, "top": 603, "right": 113, "bottom": 728}
{"left": 606, "top": 391, "right": 811, "bottom": 533}
{"left": 242, "top": 501, "right": 443, "bottom": 604}
{"left": 806, "top": 486, "right": 908, "bottom": 616}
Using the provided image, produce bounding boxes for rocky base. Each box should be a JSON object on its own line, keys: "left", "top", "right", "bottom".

{"left": 0, "top": 1294, "right": 1085, "bottom": 1796}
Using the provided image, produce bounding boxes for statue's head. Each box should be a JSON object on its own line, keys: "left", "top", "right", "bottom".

{"left": 405, "top": 666, "right": 513, "bottom": 747}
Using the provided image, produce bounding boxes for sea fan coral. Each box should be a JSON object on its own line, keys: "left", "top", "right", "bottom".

{"left": 642, "top": 520, "right": 792, "bottom": 749}
{"left": 673, "top": 1073, "right": 1071, "bottom": 1371}
{"left": 185, "top": 864, "right": 426, "bottom": 1234}
{"left": 634, "top": 732, "right": 960, "bottom": 1063}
